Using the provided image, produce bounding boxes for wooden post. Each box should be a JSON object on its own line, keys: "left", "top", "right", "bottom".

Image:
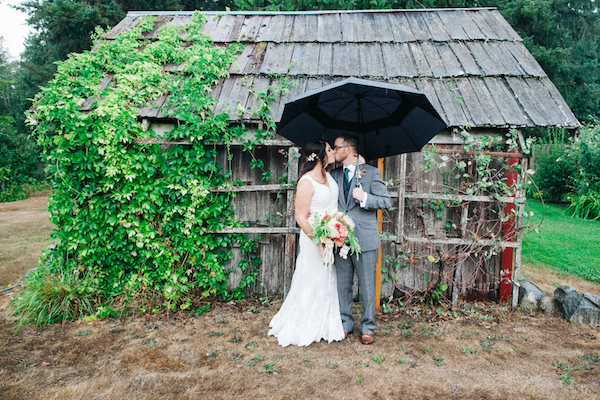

{"left": 500, "top": 149, "right": 519, "bottom": 303}
{"left": 283, "top": 147, "right": 300, "bottom": 296}
{"left": 375, "top": 157, "right": 384, "bottom": 310}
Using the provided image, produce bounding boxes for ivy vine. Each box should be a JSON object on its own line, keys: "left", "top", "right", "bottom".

{"left": 22, "top": 12, "right": 285, "bottom": 320}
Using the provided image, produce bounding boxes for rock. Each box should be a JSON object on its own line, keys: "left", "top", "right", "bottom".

{"left": 517, "top": 279, "right": 545, "bottom": 303}
{"left": 554, "top": 286, "right": 600, "bottom": 327}
{"left": 540, "top": 296, "right": 556, "bottom": 312}
{"left": 520, "top": 292, "right": 538, "bottom": 310}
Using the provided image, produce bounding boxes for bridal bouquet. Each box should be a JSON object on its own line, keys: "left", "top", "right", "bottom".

{"left": 309, "top": 210, "right": 361, "bottom": 266}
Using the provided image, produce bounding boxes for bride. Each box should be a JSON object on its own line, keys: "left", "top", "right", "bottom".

{"left": 268, "top": 140, "right": 345, "bottom": 347}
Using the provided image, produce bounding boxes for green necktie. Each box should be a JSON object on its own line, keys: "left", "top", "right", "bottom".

{"left": 344, "top": 167, "right": 350, "bottom": 182}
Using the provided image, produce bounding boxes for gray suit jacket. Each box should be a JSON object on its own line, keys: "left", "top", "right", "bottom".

{"left": 331, "top": 164, "right": 392, "bottom": 252}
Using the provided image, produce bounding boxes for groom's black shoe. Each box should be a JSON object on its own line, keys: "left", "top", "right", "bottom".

{"left": 361, "top": 333, "right": 374, "bottom": 345}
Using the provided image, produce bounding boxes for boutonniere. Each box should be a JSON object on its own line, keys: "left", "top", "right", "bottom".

{"left": 357, "top": 169, "right": 367, "bottom": 180}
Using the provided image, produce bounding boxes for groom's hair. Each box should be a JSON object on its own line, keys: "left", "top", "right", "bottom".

{"left": 336, "top": 133, "right": 358, "bottom": 154}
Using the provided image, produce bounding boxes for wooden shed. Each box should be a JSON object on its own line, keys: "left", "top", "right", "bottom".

{"left": 104, "top": 8, "right": 580, "bottom": 306}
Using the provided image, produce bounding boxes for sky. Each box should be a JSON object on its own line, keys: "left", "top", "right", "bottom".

{"left": 0, "top": 0, "right": 33, "bottom": 60}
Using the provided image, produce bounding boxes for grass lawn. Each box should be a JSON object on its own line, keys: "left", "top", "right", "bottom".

{"left": 522, "top": 199, "right": 600, "bottom": 282}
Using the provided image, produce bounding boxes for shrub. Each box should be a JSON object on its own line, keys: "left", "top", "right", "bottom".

{"left": 11, "top": 255, "right": 100, "bottom": 324}
{"left": 530, "top": 143, "right": 576, "bottom": 202}
{"left": 567, "top": 191, "right": 600, "bottom": 220}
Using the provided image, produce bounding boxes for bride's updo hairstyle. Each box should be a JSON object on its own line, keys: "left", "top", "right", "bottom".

{"left": 299, "top": 139, "right": 329, "bottom": 177}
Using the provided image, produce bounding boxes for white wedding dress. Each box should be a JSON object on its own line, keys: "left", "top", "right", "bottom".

{"left": 268, "top": 173, "right": 345, "bottom": 347}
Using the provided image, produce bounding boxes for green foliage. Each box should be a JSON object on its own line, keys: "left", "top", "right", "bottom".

{"left": 531, "top": 124, "right": 600, "bottom": 214}
{"left": 25, "top": 13, "right": 273, "bottom": 320}
{"left": 11, "top": 255, "right": 100, "bottom": 324}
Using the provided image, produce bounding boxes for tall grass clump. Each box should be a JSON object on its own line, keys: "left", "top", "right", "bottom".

{"left": 12, "top": 255, "right": 100, "bottom": 324}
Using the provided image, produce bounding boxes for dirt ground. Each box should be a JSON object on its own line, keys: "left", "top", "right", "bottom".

{"left": 1, "top": 196, "right": 599, "bottom": 399}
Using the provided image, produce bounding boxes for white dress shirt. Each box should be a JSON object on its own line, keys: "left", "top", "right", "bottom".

{"left": 344, "top": 164, "right": 368, "bottom": 207}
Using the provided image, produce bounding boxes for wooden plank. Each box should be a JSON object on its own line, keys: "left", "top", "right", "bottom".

{"left": 226, "top": 15, "right": 246, "bottom": 42}
{"left": 505, "top": 77, "right": 550, "bottom": 126}
{"left": 482, "top": 41, "right": 513, "bottom": 76}
{"left": 413, "top": 78, "right": 448, "bottom": 126}
{"left": 385, "top": 236, "right": 522, "bottom": 249}
{"left": 420, "top": 42, "right": 446, "bottom": 78}
{"left": 289, "top": 43, "right": 319, "bottom": 75}
{"left": 409, "top": 43, "right": 433, "bottom": 77}
{"left": 237, "top": 15, "right": 263, "bottom": 42}
{"left": 317, "top": 13, "right": 342, "bottom": 42}
{"left": 482, "top": 77, "right": 532, "bottom": 126}
{"left": 373, "top": 12, "right": 394, "bottom": 42}
{"left": 422, "top": 12, "right": 451, "bottom": 42}
{"left": 340, "top": 12, "right": 359, "bottom": 42}
{"left": 200, "top": 14, "right": 219, "bottom": 36}
{"left": 403, "top": 191, "right": 526, "bottom": 204}
{"left": 281, "top": 14, "right": 295, "bottom": 42}
{"left": 397, "top": 154, "right": 407, "bottom": 240}
{"left": 467, "top": 41, "right": 501, "bottom": 76}
{"left": 458, "top": 10, "right": 485, "bottom": 40}
{"left": 290, "top": 14, "right": 307, "bottom": 42}
{"left": 436, "top": 11, "right": 469, "bottom": 40}
{"left": 317, "top": 43, "right": 333, "bottom": 76}
{"left": 243, "top": 76, "right": 271, "bottom": 120}
{"left": 487, "top": 9, "right": 521, "bottom": 41}
{"left": 357, "top": 13, "right": 378, "bottom": 43}
{"left": 272, "top": 78, "right": 308, "bottom": 122}
{"left": 211, "top": 15, "right": 237, "bottom": 42}
{"left": 213, "top": 77, "right": 236, "bottom": 115}
{"left": 430, "top": 79, "right": 470, "bottom": 127}
{"left": 105, "top": 16, "right": 135, "bottom": 39}
{"left": 467, "top": 78, "right": 505, "bottom": 126}
{"left": 525, "top": 78, "right": 569, "bottom": 127}
{"left": 435, "top": 43, "right": 464, "bottom": 76}
{"left": 358, "top": 44, "right": 385, "bottom": 77}
{"left": 224, "top": 76, "right": 248, "bottom": 121}
{"left": 244, "top": 42, "right": 268, "bottom": 74}
{"left": 493, "top": 42, "right": 526, "bottom": 76}
{"left": 469, "top": 10, "right": 500, "bottom": 40}
{"left": 228, "top": 44, "right": 255, "bottom": 74}
{"left": 538, "top": 77, "right": 580, "bottom": 127}
{"left": 381, "top": 43, "right": 417, "bottom": 78}
{"left": 332, "top": 43, "right": 360, "bottom": 76}
{"left": 388, "top": 13, "right": 416, "bottom": 43}
{"left": 139, "top": 94, "right": 167, "bottom": 118}
{"left": 405, "top": 12, "right": 432, "bottom": 41}
{"left": 448, "top": 42, "right": 481, "bottom": 76}
{"left": 211, "top": 184, "right": 293, "bottom": 193}
{"left": 260, "top": 43, "right": 294, "bottom": 74}
{"left": 454, "top": 78, "right": 488, "bottom": 126}
{"left": 255, "top": 15, "right": 273, "bottom": 42}
{"left": 504, "top": 41, "right": 547, "bottom": 77}
{"left": 258, "top": 14, "right": 285, "bottom": 42}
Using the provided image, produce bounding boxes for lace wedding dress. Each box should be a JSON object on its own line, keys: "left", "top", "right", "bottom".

{"left": 268, "top": 173, "right": 345, "bottom": 347}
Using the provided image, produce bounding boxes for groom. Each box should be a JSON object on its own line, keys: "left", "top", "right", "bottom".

{"left": 331, "top": 133, "right": 392, "bottom": 345}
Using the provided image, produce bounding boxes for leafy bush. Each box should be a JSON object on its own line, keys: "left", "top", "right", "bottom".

{"left": 530, "top": 143, "right": 576, "bottom": 202}
{"left": 567, "top": 191, "right": 600, "bottom": 220}
{"left": 24, "top": 13, "right": 277, "bottom": 320}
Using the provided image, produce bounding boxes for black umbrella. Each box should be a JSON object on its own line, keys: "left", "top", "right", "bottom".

{"left": 276, "top": 77, "right": 447, "bottom": 160}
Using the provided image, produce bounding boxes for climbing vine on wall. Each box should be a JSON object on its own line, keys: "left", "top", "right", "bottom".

{"left": 18, "top": 13, "right": 285, "bottom": 322}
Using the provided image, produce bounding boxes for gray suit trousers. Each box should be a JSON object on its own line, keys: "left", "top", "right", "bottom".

{"left": 335, "top": 248, "right": 379, "bottom": 335}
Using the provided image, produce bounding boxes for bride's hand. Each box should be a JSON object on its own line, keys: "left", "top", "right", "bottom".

{"left": 318, "top": 243, "right": 327, "bottom": 260}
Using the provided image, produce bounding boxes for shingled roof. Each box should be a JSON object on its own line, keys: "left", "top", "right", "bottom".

{"left": 105, "top": 8, "right": 580, "bottom": 130}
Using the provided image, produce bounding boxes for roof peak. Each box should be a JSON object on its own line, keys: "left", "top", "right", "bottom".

{"left": 126, "top": 8, "right": 498, "bottom": 17}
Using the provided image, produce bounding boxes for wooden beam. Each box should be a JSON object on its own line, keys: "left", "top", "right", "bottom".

{"left": 375, "top": 157, "right": 384, "bottom": 311}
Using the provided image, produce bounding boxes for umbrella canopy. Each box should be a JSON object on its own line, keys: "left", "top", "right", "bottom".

{"left": 276, "top": 77, "right": 447, "bottom": 160}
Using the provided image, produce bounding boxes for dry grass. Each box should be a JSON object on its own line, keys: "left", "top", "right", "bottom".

{"left": 0, "top": 196, "right": 54, "bottom": 288}
{"left": 0, "top": 196, "right": 599, "bottom": 399}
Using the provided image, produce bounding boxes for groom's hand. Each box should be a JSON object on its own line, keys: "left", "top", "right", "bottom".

{"left": 352, "top": 184, "right": 366, "bottom": 202}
